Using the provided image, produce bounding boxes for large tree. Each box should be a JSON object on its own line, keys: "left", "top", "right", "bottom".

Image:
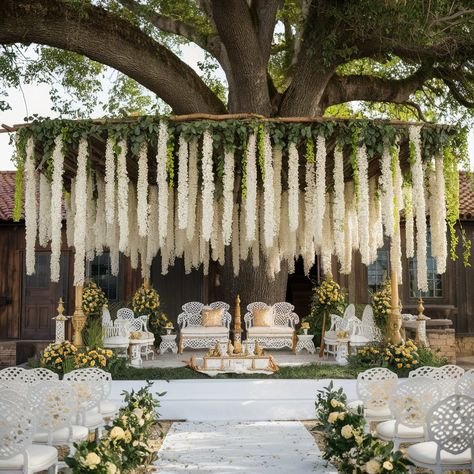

{"left": 1, "top": 0, "right": 473, "bottom": 306}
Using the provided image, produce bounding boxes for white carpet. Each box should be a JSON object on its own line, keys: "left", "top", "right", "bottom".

{"left": 154, "top": 421, "right": 336, "bottom": 473}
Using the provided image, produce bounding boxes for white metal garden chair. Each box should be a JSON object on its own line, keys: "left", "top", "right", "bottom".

{"left": 102, "top": 306, "right": 131, "bottom": 356}
{"left": 0, "top": 397, "right": 58, "bottom": 474}
{"left": 323, "top": 304, "right": 355, "bottom": 358}
{"left": 28, "top": 381, "right": 88, "bottom": 453}
{"left": 410, "top": 364, "right": 465, "bottom": 398}
{"left": 376, "top": 377, "right": 443, "bottom": 450}
{"left": 406, "top": 394, "right": 474, "bottom": 473}
{"left": 347, "top": 367, "right": 398, "bottom": 424}
{"left": 0, "top": 366, "right": 30, "bottom": 382}
{"left": 455, "top": 371, "right": 474, "bottom": 396}
{"left": 27, "top": 368, "right": 59, "bottom": 382}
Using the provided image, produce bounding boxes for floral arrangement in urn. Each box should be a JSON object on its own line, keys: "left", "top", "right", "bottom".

{"left": 75, "top": 347, "right": 114, "bottom": 369}
{"left": 82, "top": 281, "right": 107, "bottom": 317}
{"left": 384, "top": 340, "right": 419, "bottom": 374}
{"left": 40, "top": 341, "right": 77, "bottom": 374}
{"left": 132, "top": 284, "right": 169, "bottom": 339}
{"left": 371, "top": 279, "right": 392, "bottom": 331}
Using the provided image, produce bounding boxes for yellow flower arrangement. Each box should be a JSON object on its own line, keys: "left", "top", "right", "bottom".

{"left": 75, "top": 347, "right": 114, "bottom": 369}
{"left": 132, "top": 285, "right": 168, "bottom": 336}
{"left": 40, "top": 341, "right": 78, "bottom": 373}
{"left": 82, "top": 281, "right": 108, "bottom": 316}
{"left": 371, "top": 279, "right": 392, "bottom": 328}
{"left": 301, "top": 322, "right": 310, "bottom": 330}
{"left": 311, "top": 276, "right": 345, "bottom": 313}
{"left": 384, "top": 340, "right": 419, "bottom": 372}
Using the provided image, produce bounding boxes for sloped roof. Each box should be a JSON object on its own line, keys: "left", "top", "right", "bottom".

{"left": 0, "top": 169, "right": 473, "bottom": 221}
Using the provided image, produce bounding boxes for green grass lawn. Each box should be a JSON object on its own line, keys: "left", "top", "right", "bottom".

{"left": 112, "top": 363, "right": 361, "bottom": 380}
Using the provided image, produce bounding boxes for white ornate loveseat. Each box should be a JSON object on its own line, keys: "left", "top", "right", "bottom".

{"left": 244, "top": 302, "right": 299, "bottom": 350}
{"left": 177, "top": 301, "right": 232, "bottom": 353}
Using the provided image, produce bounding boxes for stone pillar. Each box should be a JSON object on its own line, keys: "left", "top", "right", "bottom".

{"left": 389, "top": 270, "right": 403, "bottom": 345}
{"left": 72, "top": 285, "right": 86, "bottom": 347}
{"left": 53, "top": 297, "right": 68, "bottom": 343}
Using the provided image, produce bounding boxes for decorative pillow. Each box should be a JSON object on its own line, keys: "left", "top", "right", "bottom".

{"left": 202, "top": 307, "right": 224, "bottom": 327}
{"left": 253, "top": 307, "right": 274, "bottom": 327}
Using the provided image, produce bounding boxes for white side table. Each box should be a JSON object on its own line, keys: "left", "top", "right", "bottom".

{"left": 335, "top": 338, "right": 349, "bottom": 365}
{"left": 296, "top": 334, "right": 316, "bottom": 354}
{"left": 129, "top": 340, "right": 146, "bottom": 368}
{"left": 160, "top": 334, "right": 178, "bottom": 355}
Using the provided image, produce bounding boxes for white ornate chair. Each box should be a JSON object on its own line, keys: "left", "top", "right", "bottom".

{"left": 376, "top": 377, "right": 443, "bottom": 450}
{"left": 323, "top": 305, "right": 356, "bottom": 358}
{"left": 178, "top": 301, "right": 231, "bottom": 353}
{"left": 244, "top": 302, "right": 298, "bottom": 350}
{"left": 27, "top": 368, "right": 59, "bottom": 382}
{"left": 0, "top": 366, "right": 30, "bottom": 382}
{"left": 29, "top": 381, "right": 88, "bottom": 454}
{"left": 456, "top": 371, "right": 474, "bottom": 396}
{"left": 406, "top": 394, "right": 474, "bottom": 473}
{"left": 0, "top": 397, "right": 58, "bottom": 474}
{"left": 102, "top": 306, "right": 130, "bottom": 356}
{"left": 347, "top": 368, "right": 398, "bottom": 425}
{"left": 410, "top": 364, "right": 465, "bottom": 398}
{"left": 347, "top": 306, "right": 382, "bottom": 353}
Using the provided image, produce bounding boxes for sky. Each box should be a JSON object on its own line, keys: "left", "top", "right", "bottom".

{"left": 1, "top": 44, "right": 473, "bottom": 170}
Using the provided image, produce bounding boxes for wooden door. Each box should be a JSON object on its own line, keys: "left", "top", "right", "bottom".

{"left": 21, "top": 252, "right": 69, "bottom": 340}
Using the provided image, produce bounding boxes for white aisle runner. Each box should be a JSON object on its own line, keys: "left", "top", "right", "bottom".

{"left": 154, "top": 421, "right": 337, "bottom": 473}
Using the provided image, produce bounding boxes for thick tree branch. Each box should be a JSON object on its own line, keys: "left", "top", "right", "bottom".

{"left": 0, "top": 0, "right": 226, "bottom": 114}
{"left": 251, "top": 0, "right": 281, "bottom": 63}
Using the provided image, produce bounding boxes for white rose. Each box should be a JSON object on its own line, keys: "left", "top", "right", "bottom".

{"left": 341, "top": 424, "right": 353, "bottom": 439}
{"left": 138, "top": 418, "right": 145, "bottom": 427}
{"left": 382, "top": 461, "right": 393, "bottom": 471}
{"left": 109, "top": 426, "right": 125, "bottom": 440}
{"left": 328, "top": 412, "right": 339, "bottom": 424}
{"left": 365, "top": 459, "right": 381, "bottom": 474}
{"left": 132, "top": 407, "right": 144, "bottom": 418}
{"left": 84, "top": 452, "right": 101, "bottom": 467}
{"left": 106, "top": 462, "right": 117, "bottom": 474}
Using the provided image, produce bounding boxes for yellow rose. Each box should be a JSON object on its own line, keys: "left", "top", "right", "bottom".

{"left": 341, "top": 425, "right": 353, "bottom": 439}
{"left": 365, "top": 459, "right": 381, "bottom": 474}
{"left": 383, "top": 461, "right": 393, "bottom": 471}
{"left": 330, "top": 399, "right": 340, "bottom": 408}
{"left": 397, "top": 363, "right": 402, "bottom": 369}
{"left": 109, "top": 426, "right": 125, "bottom": 440}
{"left": 84, "top": 452, "right": 101, "bottom": 467}
{"left": 106, "top": 462, "right": 117, "bottom": 474}
{"left": 338, "top": 412, "right": 346, "bottom": 421}
{"left": 328, "top": 412, "right": 339, "bottom": 424}
{"left": 354, "top": 434, "right": 363, "bottom": 445}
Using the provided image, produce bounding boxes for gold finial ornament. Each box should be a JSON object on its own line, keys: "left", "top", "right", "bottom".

{"left": 389, "top": 271, "right": 403, "bottom": 345}
{"left": 72, "top": 285, "right": 86, "bottom": 347}
{"left": 233, "top": 294, "right": 242, "bottom": 354}
{"left": 417, "top": 296, "right": 425, "bottom": 320}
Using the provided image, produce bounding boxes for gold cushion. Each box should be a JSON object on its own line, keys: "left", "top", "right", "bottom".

{"left": 253, "top": 308, "right": 273, "bottom": 327}
{"left": 202, "top": 307, "right": 224, "bottom": 327}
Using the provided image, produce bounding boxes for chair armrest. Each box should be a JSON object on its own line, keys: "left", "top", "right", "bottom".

{"left": 289, "top": 312, "right": 299, "bottom": 328}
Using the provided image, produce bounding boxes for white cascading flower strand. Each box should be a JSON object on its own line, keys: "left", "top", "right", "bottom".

{"left": 232, "top": 204, "right": 240, "bottom": 277}
{"left": 404, "top": 185, "right": 415, "bottom": 258}
{"left": 245, "top": 132, "right": 257, "bottom": 242}
{"left": 379, "top": 143, "right": 394, "bottom": 237}
{"left": 320, "top": 194, "right": 333, "bottom": 275}
{"left": 73, "top": 138, "right": 88, "bottom": 285}
{"left": 222, "top": 149, "right": 235, "bottom": 246}
{"left": 304, "top": 148, "right": 316, "bottom": 254}
{"left": 38, "top": 173, "right": 51, "bottom": 246}
{"left": 272, "top": 145, "right": 282, "bottom": 236}
{"left": 66, "top": 180, "right": 75, "bottom": 248}
{"left": 201, "top": 130, "right": 215, "bottom": 242}
{"left": 409, "top": 126, "right": 428, "bottom": 291}
{"left": 94, "top": 175, "right": 106, "bottom": 255}
{"left": 332, "top": 145, "right": 345, "bottom": 262}
{"left": 156, "top": 121, "right": 169, "bottom": 247}
{"left": 137, "top": 142, "right": 149, "bottom": 237}
{"left": 314, "top": 134, "right": 326, "bottom": 247}
{"left": 85, "top": 172, "right": 96, "bottom": 262}
{"left": 341, "top": 181, "right": 355, "bottom": 274}
{"left": 432, "top": 155, "right": 447, "bottom": 273}
{"left": 104, "top": 135, "right": 115, "bottom": 225}
{"left": 117, "top": 139, "right": 129, "bottom": 252}
{"left": 262, "top": 129, "right": 275, "bottom": 249}
{"left": 177, "top": 133, "right": 189, "bottom": 230}
{"left": 24, "top": 137, "right": 37, "bottom": 275}
{"left": 357, "top": 144, "right": 370, "bottom": 265}
{"left": 186, "top": 137, "right": 199, "bottom": 242}
{"left": 391, "top": 150, "right": 404, "bottom": 284}
{"left": 50, "top": 134, "right": 65, "bottom": 282}
{"left": 368, "top": 178, "right": 383, "bottom": 264}
{"left": 287, "top": 142, "right": 299, "bottom": 233}
{"left": 146, "top": 185, "right": 159, "bottom": 266}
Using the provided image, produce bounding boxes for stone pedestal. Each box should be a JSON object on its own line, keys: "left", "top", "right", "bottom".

{"left": 427, "top": 328, "right": 456, "bottom": 363}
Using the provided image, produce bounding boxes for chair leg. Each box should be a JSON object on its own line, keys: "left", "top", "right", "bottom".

{"left": 178, "top": 334, "right": 183, "bottom": 354}
{"left": 292, "top": 332, "right": 297, "bottom": 352}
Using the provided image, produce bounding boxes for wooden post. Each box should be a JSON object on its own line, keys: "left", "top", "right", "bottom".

{"left": 389, "top": 270, "right": 403, "bottom": 345}
{"left": 319, "top": 309, "right": 328, "bottom": 358}
{"left": 233, "top": 294, "right": 242, "bottom": 354}
{"left": 72, "top": 285, "right": 86, "bottom": 347}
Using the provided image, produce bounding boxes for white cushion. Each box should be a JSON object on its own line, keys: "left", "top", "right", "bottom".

{"left": 181, "top": 326, "right": 228, "bottom": 336}
{"left": 407, "top": 441, "right": 472, "bottom": 466}
{"left": 129, "top": 337, "right": 154, "bottom": 345}
{"left": 0, "top": 445, "right": 57, "bottom": 472}
{"left": 33, "top": 424, "right": 88, "bottom": 443}
{"left": 349, "top": 335, "right": 371, "bottom": 344}
{"left": 104, "top": 336, "right": 129, "bottom": 346}
{"left": 83, "top": 411, "right": 103, "bottom": 429}
{"left": 347, "top": 400, "right": 391, "bottom": 419}
{"left": 100, "top": 399, "right": 119, "bottom": 416}
{"left": 248, "top": 326, "right": 294, "bottom": 336}
{"left": 324, "top": 331, "right": 337, "bottom": 341}
{"left": 376, "top": 420, "right": 425, "bottom": 440}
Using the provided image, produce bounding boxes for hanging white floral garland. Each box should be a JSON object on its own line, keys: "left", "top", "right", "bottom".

{"left": 332, "top": 145, "right": 345, "bottom": 262}
{"left": 127, "top": 182, "right": 139, "bottom": 269}
{"left": 117, "top": 139, "right": 129, "bottom": 252}
{"left": 245, "top": 132, "right": 257, "bottom": 242}
{"left": 320, "top": 194, "right": 333, "bottom": 275}
{"left": 66, "top": 180, "right": 75, "bottom": 249}
{"left": 94, "top": 175, "right": 106, "bottom": 255}
{"left": 201, "top": 130, "right": 215, "bottom": 242}
{"left": 177, "top": 133, "right": 189, "bottom": 230}
{"left": 368, "top": 178, "right": 383, "bottom": 264}
{"left": 222, "top": 149, "right": 235, "bottom": 246}
{"left": 303, "top": 147, "right": 316, "bottom": 254}
{"left": 85, "top": 172, "right": 96, "bottom": 262}
{"left": 287, "top": 142, "right": 299, "bottom": 233}
{"left": 186, "top": 137, "right": 199, "bottom": 242}
{"left": 50, "top": 134, "right": 65, "bottom": 282}
{"left": 403, "top": 185, "right": 415, "bottom": 258}
{"left": 314, "top": 134, "right": 326, "bottom": 247}
{"left": 272, "top": 145, "right": 283, "bottom": 236}
{"left": 161, "top": 187, "right": 175, "bottom": 275}
{"left": 432, "top": 155, "right": 447, "bottom": 273}
{"left": 379, "top": 144, "right": 394, "bottom": 237}
{"left": 38, "top": 173, "right": 51, "bottom": 247}
{"left": 391, "top": 146, "right": 404, "bottom": 284}
{"left": 156, "top": 121, "right": 169, "bottom": 247}
{"left": 341, "top": 181, "right": 355, "bottom": 274}
{"left": 104, "top": 135, "right": 115, "bottom": 225}
{"left": 109, "top": 217, "right": 120, "bottom": 277}
{"left": 357, "top": 144, "right": 370, "bottom": 265}
{"left": 24, "top": 137, "right": 37, "bottom": 275}
{"left": 137, "top": 142, "right": 149, "bottom": 237}
{"left": 232, "top": 204, "right": 240, "bottom": 277}
{"left": 251, "top": 192, "right": 260, "bottom": 268}
{"left": 146, "top": 185, "right": 159, "bottom": 266}
{"left": 409, "top": 126, "right": 428, "bottom": 292}
{"left": 262, "top": 129, "right": 275, "bottom": 249}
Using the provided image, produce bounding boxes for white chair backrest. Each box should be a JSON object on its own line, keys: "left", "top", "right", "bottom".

{"left": 329, "top": 314, "right": 343, "bottom": 331}
{"left": 440, "top": 364, "right": 465, "bottom": 380}
{"left": 455, "top": 371, "right": 474, "bottom": 396}
{"left": 427, "top": 395, "right": 474, "bottom": 455}
{"left": 0, "top": 398, "right": 35, "bottom": 460}
{"left": 409, "top": 366, "right": 443, "bottom": 379}
{"left": 361, "top": 305, "right": 375, "bottom": 327}
{"left": 346, "top": 316, "right": 362, "bottom": 337}
{"left": 0, "top": 366, "right": 30, "bottom": 382}
{"left": 28, "top": 367, "right": 59, "bottom": 382}
{"left": 390, "top": 377, "right": 442, "bottom": 428}
{"left": 341, "top": 304, "right": 355, "bottom": 329}
{"left": 138, "top": 315, "right": 150, "bottom": 332}
{"left": 102, "top": 306, "right": 112, "bottom": 326}
{"left": 63, "top": 369, "right": 104, "bottom": 413}
{"left": 357, "top": 368, "right": 398, "bottom": 409}
{"left": 64, "top": 367, "right": 112, "bottom": 398}
{"left": 28, "top": 381, "right": 77, "bottom": 443}
{"left": 182, "top": 301, "right": 204, "bottom": 315}
{"left": 117, "top": 308, "right": 135, "bottom": 322}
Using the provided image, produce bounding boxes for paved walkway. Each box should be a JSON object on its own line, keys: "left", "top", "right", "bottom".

{"left": 154, "top": 421, "right": 336, "bottom": 473}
